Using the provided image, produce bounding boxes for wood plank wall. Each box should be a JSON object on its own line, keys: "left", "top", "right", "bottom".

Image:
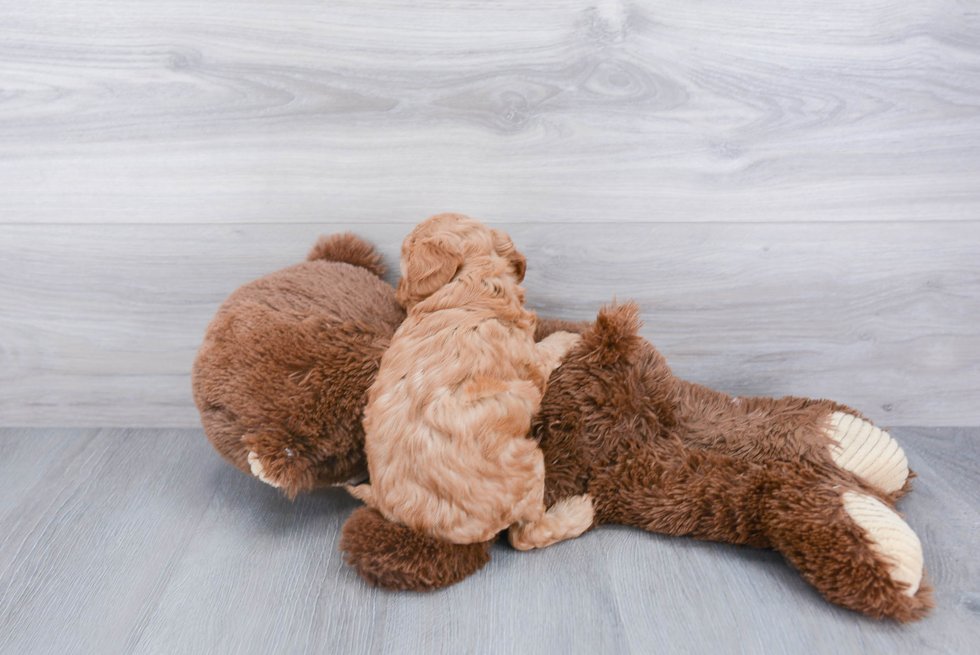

{"left": 1, "top": 1, "right": 978, "bottom": 426}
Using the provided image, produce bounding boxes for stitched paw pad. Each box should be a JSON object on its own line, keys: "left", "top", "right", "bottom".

{"left": 826, "top": 412, "right": 909, "bottom": 494}
{"left": 842, "top": 491, "right": 923, "bottom": 597}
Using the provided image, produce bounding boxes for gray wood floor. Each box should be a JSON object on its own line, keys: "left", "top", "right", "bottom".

{"left": 0, "top": 427, "right": 977, "bottom": 655}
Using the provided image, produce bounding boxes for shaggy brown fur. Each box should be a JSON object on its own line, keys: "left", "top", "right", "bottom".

{"left": 192, "top": 233, "right": 404, "bottom": 498}
{"left": 194, "top": 235, "right": 932, "bottom": 622}
{"left": 339, "top": 506, "right": 494, "bottom": 591}
{"left": 307, "top": 232, "right": 388, "bottom": 278}
{"left": 350, "top": 214, "right": 585, "bottom": 546}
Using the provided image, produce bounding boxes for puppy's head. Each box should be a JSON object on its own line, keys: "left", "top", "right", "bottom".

{"left": 396, "top": 214, "right": 526, "bottom": 309}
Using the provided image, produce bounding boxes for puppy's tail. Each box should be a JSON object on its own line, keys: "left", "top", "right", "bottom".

{"left": 346, "top": 482, "right": 375, "bottom": 506}
{"left": 307, "top": 233, "right": 386, "bottom": 278}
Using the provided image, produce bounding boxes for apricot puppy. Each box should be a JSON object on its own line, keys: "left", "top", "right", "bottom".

{"left": 348, "top": 214, "right": 593, "bottom": 548}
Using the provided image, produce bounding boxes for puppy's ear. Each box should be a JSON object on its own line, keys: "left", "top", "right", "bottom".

{"left": 397, "top": 236, "right": 464, "bottom": 307}
{"left": 491, "top": 229, "right": 526, "bottom": 283}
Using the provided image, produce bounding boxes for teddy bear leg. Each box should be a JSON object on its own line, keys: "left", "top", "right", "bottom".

{"left": 590, "top": 439, "right": 932, "bottom": 621}
{"left": 840, "top": 491, "right": 923, "bottom": 596}
{"left": 591, "top": 439, "right": 773, "bottom": 548}
{"left": 823, "top": 412, "right": 910, "bottom": 495}
{"left": 671, "top": 382, "right": 911, "bottom": 497}
{"left": 507, "top": 494, "right": 595, "bottom": 551}
{"left": 764, "top": 481, "right": 933, "bottom": 622}
{"left": 339, "top": 507, "right": 494, "bottom": 591}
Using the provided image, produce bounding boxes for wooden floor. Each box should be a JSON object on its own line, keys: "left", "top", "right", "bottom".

{"left": 0, "top": 427, "right": 977, "bottom": 654}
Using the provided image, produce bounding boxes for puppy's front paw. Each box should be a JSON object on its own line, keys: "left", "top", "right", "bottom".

{"left": 556, "top": 331, "right": 583, "bottom": 354}
{"left": 544, "top": 330, "right": 584, "bottom": 365}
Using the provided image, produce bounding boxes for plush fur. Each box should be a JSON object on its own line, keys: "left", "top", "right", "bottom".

{"left": 350, "top": 214, "right": 584, "bottom": 545}
{"left": 192, "top": 233, "right": 404, "bottom": 498}
{"left": 194, "top": 234, "right": 933, "bottom": 622}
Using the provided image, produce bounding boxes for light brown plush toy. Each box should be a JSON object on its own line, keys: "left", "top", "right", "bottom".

{"left": 193, "top": 232, "right": 932, "bottom": 622}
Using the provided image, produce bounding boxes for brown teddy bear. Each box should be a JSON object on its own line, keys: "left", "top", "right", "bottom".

{"left": 192, "top": 233, "right": 932, "bottom": 622}
{"left": 193, "top": 233, "right": 403, "bottom": 496}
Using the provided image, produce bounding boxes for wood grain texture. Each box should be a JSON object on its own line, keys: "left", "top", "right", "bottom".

{"left": 0, "top": 428, "right": 221, "bottom": 654}
{"left": 1, "top": 221, "right": 977, "bottom": 427}
{"left": 1, "top": 0, "right": 979, "bottom": 224}
{"left": 0, "top": 427, "right": 977, "bottom": 654}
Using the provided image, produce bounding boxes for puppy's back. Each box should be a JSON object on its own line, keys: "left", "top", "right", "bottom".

{"left": 360, "top": 305, "right": 546, "bottom": 543}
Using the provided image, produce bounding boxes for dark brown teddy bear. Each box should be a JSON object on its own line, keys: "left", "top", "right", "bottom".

{"left": 193, "top": 233, "right": 932, "bottom": 622}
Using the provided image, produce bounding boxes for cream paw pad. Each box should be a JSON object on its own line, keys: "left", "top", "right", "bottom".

{"left": 826, "top": 412, "right": 909, "bottom": 494}
{"left": 842, "top": 491, "right": 924, "bottom": 596}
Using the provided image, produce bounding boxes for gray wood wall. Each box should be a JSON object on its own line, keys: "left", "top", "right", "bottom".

{"left": 2, "top": 0, "right": 978, "bottom": 427}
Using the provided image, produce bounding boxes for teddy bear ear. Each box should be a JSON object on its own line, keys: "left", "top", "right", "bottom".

{"left": 397, "top": 236, "right": 464, "bottom": 307}
{"left": 490, "top": 229, "right": 526, "bottom": 283}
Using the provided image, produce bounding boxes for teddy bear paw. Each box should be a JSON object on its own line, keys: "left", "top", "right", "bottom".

{"left": 247, "top": 451, "right": 282, "bottom": 488}
{"left": 825, "top": 412, "right": 909, "bottom": 494}
{"left": 842, "top": 491, "right": 923, "bottom": 597}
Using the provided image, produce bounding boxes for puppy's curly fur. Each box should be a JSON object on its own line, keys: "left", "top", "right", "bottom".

{"left": 348, "top": 214, "right": 588, "bottom": 546}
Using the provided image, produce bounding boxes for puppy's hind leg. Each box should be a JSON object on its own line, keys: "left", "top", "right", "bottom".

{"left": 508, "top": 494, "right": 595, "bottom": 551}
{"left": 505, "top": 444, "right": 592, "bottom": 551}
{"left": 345, "top": 483, "right": 375, "bottom": 506}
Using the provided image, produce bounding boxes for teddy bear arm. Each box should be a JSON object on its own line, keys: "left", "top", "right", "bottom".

{"left": 242, "top": 427, "right": 369, "bottom": 499}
